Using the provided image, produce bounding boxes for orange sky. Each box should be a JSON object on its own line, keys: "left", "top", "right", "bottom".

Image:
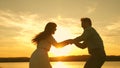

{"left": 0, "top": 0, "right": 120, "bottom": 57}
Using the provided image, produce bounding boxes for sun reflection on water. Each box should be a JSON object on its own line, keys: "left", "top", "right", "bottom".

{"left": 52, "top": 61, "right": 69, "bottom": 68}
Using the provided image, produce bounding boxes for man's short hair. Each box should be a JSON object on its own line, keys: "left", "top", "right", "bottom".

{"left": 81, "top": 17, "right": 92, "bottom": 26}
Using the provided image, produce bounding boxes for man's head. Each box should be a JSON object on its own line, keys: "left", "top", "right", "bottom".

{"left": 80, "top": 17, "right": 92, "bottom": 29}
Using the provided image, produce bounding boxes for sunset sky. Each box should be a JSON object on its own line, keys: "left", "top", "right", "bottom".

{"left": 0, "top": 0, "right": 120, "bottom": 57}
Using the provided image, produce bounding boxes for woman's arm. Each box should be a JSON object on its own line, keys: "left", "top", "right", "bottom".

{"left": 53, "top": 39, "right": 73, "bottom": 48}
{"left": 50, "top": 35, "right": 73, "bottom": 48}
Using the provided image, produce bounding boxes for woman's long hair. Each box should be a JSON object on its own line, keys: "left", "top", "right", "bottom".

{"left": 32, "top": 22, "right": 57, "bottom": 44}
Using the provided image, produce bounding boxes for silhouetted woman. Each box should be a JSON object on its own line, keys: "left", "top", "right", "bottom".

{"left": 29, "top": 22, "right": 72, "bottom": 68}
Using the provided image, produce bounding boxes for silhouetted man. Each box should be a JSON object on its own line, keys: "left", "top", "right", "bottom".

{"left": 74, "top": 18, "right": 106, "bottom": 68}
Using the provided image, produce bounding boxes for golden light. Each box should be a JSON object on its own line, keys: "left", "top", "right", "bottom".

{"left": 49, "top": 46, "right": 72, "bottom": 57}
{"left": 49, "top": 26, "right": 73, "bottom": 57}
{"left": 52, "top": 62, "right": 69, "bottom": 68}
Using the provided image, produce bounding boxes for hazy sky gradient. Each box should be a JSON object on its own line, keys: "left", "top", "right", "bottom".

{"left": 0, "top": 0, "right": 120, "bottom": 57}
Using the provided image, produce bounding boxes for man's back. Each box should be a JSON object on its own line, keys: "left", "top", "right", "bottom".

{"left": 85, "top": 27, "right": 104, "bottom": 50}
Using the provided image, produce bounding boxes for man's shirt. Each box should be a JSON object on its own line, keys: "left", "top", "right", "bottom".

{"left": 74, "top": 26, "right": 104, "bottom": 50}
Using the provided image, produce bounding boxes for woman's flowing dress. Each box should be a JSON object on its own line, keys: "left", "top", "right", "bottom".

{"left": 29, "top": 36, "right": 56, "bottom": 68}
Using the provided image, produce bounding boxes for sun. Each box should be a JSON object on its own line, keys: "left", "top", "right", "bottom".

{"left": 49, "top": 46, "right": 72, "bottom": 57}
{"left": 48, "top": 26, "right": 73, "bottom": 57}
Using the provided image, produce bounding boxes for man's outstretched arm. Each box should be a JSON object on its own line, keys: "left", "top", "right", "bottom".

{"left": 74, "top": 41, "right": 87, "bottom": 49}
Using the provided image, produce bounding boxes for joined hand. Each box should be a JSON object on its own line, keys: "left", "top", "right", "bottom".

{"left": 64, "top": 39, "right": 74, "bottom": 44}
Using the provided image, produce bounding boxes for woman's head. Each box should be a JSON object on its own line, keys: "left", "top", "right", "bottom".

{"left": 32, "top": 22, "right": 57, "bottom": 44}
{"left": 44, "top": 22, "right": 57, "bottom": 35}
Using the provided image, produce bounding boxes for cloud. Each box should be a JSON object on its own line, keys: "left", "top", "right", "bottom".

{"left": 86, "top": 2, "right": 98, "bottom": 14}
{"left": 0, "top": 10, "right": 83, "bottom": 57}
{"left": 95, "top": 17, "right": 120, "bottom": 51}
{"left": 0, "top": 10, "right": 82, "bottom": 46}
{"left": 87, "top": 6, "right": 96, "bottom": 14}
{"left": 0, "top": 10, "right": 49, "bottom": 57}
{"left": 106, "top": 21, "right": 120, "bottom": 31}
{"left": 0, "top": 9, "right": 120, "bottom": 57}
{"left": 1, "top": 8, "right": 120, "bottom": 57}
{"left": 0, "top": 10, "right": 42, "bottom": 46}
{"left": 104, "top": 17, "right": 120, "bottom": 37}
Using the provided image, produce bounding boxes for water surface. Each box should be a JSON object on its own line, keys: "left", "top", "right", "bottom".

{"left": 0, "top": 61, "right": 119, "bottom": 68}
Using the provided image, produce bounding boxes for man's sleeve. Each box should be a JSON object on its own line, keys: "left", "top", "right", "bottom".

{"left": 74, "top": 29, "right": 91, "bottom": 42}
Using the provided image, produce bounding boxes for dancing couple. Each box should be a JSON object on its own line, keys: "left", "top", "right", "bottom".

{"left": 29, "top": 17, "right": 106, "bottom": 68}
